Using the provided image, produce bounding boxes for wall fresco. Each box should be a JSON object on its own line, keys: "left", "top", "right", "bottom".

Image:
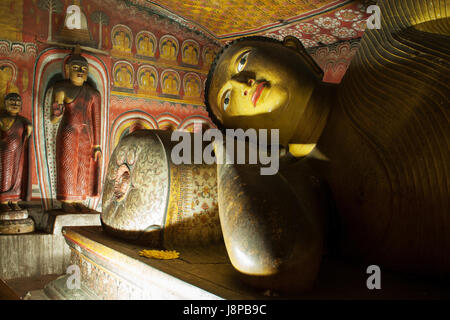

{"left": 0, "top": 0, "right": 364, "bottom": 209}
{"left": 0, "top": 0, "right": 220, "bottom": 207}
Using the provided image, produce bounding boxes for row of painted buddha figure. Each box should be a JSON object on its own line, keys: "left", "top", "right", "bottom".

{"left": 112, "top": 29, "right": 216, "bottom": 67}
{"left": 113, "top": 65, "right": 202, "bottom": 98}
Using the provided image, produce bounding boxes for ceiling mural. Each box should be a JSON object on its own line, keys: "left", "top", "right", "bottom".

{"left": 127, "top": 0, "right": 373, "bottom": 45}
{"left": 120, "top": 0, "right": 374, "bottom": 82}
{"left": 262, "top": 2, "right": 371, "bottom": 48}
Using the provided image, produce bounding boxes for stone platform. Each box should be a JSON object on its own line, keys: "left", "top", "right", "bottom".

{"left": 0, "top": 209, "right": 101, "bottom": 280}
{"left": 24, "top": 226, "right": 450, "bottom": 300}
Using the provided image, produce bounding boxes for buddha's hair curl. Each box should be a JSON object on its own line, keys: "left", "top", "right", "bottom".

{"left": 204, "top": 36, "right": 282, "bottom": 132}
{"left": 4, "top": 92, "right": 21, "bottom": 102}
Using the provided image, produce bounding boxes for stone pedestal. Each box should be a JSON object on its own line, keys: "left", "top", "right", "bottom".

{"left": 27, "top": 226, "right": 266, "bottom": 300}
{"left": 0, "top": 210, "right": 35, "bottom": 235}
{"left": 22, "top": 226, "right": 450, "bottom": 300}
{"left": 0, "top": 209, "right": 101, "bottom": 280}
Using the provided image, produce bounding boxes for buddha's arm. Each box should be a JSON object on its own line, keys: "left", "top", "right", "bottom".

{"left": 317, "top": 0, "right": 450, "bottom": 272}
{"left": 215, "top": 147, "right": 328, "bottom": 292}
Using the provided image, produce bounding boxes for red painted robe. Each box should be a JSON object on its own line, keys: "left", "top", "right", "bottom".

{"left": 0, "top": 116, "right": 31, "bottom": 202}
{"left": 54, "top": 83, "right": 101, "bottom": 201}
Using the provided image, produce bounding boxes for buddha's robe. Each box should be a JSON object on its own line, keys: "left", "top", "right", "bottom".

{"left": 54, "top": 83, "right": 101, "bottom": 201}
{"left": 0, "top": 116, "right": 31, "bottom": 202}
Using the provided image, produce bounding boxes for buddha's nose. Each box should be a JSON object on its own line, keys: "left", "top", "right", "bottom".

{"left": 243, "top": 79, "right": 255, "bottom": 96}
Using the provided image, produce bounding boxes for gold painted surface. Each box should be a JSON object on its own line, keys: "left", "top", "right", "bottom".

{"left": 140, "top": 0, "right": 339, "bottom": 37}
{"left": 0, "top": 0, "right": 23, "bottom": 41}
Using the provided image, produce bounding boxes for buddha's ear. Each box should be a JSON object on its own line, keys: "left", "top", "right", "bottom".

{"left": 64, "top": 64, "right": 70, "bottom": 79}
{"left": 282, "top": 36, "right": 323, "bottom": 80}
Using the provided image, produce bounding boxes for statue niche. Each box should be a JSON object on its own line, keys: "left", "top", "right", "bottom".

{"left": 0, "top": 93, "right": 34, "bottom": 234}
{"left": 50, "top": 49, "right": 102, "bottom": 213}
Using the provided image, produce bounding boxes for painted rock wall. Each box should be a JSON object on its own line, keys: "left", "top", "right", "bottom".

{"left": 0, "top": 0, "right": 221, "bottom": 209}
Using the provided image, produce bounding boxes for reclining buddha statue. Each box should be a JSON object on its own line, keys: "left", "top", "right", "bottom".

{"left": 101, "top": 0, "right": 449, "bottom": 293}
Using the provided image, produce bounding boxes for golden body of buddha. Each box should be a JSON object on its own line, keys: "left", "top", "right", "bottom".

{"left": 205, "top": 0, "right": 449, "bottom": 292}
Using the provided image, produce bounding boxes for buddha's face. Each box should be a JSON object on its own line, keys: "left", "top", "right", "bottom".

{"left": 5, "top": 96, "right": 22, "bottom": 115}
{"left": 207, "top": 38, "right": 318, "bottom": 145}
{"left": 68, "top": 62, "right": 88, "bottom": 86}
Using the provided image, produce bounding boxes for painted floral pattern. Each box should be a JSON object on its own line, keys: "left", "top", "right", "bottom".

{"left": 295, "top": 23, "right": 320, "bottom": 34}
{"left": 299, "top": 38, "right": 318, "bottom": 48}
{"left": 262, "top": 3, "right": 371, "bottom": 50}
{"left": 313, "top": 17, "right": 341, "bottom": 30}
{"left": 331, "top": 27, "right": 357, "bottom": 39}
{"left": 335, "top": 9, "right": 363, "bottom": 22}
{"left": 313, "top": 33, "right": 337, "bottom": 45}
{"left": 352, "top": 20, "right": 367, "bottom": 32}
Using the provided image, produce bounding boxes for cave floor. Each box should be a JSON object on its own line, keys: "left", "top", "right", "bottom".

{"left": 2, "top": 226, "right": 449, "bottom": 300}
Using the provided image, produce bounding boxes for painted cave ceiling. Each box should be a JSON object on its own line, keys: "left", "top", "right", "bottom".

{"left": 128, "top": 0, "right": 372, "bottom": 47}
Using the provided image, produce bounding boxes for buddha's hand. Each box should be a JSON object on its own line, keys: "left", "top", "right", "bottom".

{"left": 51, "top": 102, "right": 64, "bottom": 117}
{"left": 26, "top": 124, "right": 33, "bottom": 138}
{"left": 93, "top": 146, "right": 102, "bottom": 162}
{"left": 50, "top": 103, "right": 64, "bottom": 124}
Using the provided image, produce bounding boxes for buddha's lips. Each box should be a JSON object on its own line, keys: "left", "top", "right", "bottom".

{"left": 252, "top": 82, "right": 267, "bottom": 107}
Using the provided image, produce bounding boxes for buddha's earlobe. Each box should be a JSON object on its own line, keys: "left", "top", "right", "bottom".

{"left": 64, "top": 64, "right": 70, "bottom": 79}
{"left": 282, "top": 36, "right": 323, "bottom": 80}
